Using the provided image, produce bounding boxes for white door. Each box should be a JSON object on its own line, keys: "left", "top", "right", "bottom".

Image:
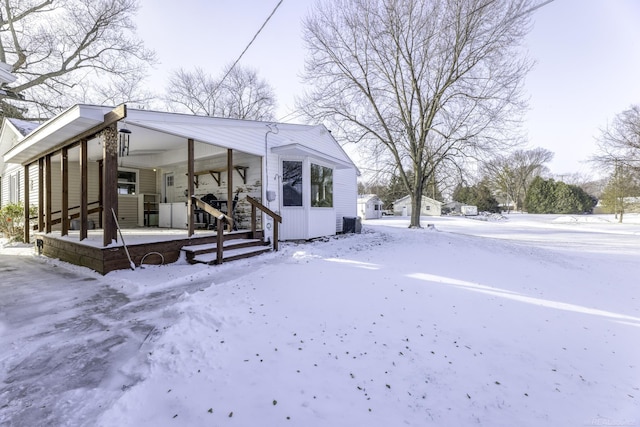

{"left": 163, "top": 173, "right": 175, "bottom": 203}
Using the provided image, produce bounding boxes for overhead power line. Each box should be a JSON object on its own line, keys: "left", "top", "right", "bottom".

{"left": 217, "top": 0, "right": 284, "bottom": 89}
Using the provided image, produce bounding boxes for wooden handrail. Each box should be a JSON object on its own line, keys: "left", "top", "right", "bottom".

{"left": 245, "top": 196, "right": 282, "bottom": 251}
{"left": 191, "top": 196, "right": 233, "bottom": 232}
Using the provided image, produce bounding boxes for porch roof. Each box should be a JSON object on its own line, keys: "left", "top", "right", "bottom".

{"left": 3, "top": 104, "right": 358, "bottom": 171}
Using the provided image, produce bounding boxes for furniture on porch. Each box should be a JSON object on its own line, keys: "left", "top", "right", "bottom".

{"left": 138, "top": 193, "right": 159, "bottom": 227}
{"left": 158, "top": 202, "right": 188, "bottom": 229}
{"left": 194, "top": 193, "right": 241, "bottom": 231}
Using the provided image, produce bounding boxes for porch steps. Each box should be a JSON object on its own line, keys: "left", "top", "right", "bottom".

{"left": 181, "top": 238, "right": 271, "bottom": 265}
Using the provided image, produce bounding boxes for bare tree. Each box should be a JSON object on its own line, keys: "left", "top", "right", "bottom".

{"left": 0, "top": 0, "right": 156, "bottom": 120}
{"left": 593, "top": 104, "right": 640, "bottom": 172}
{"left": 591, "top": 105, "right": 640, "bottom": 220}
{"left": 299, "top": 0, "right": 536, "bottom": 228}
{"left": 484, "top": 147, "right": 553, "bottom": 211}
{"left": 165, "top": 64, "right": 276, "bottom": 121}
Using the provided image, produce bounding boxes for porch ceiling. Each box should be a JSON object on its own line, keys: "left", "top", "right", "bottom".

{"left": 4, "top": 104, "right": 113, "bottom": 164}
{"left": 4, "top": 105, "right": 262, "bottom": 167}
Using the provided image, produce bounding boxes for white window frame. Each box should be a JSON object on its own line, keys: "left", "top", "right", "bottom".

{"left": 9, "top": 171, "right": 20, "bottom": 203}
{"left": 117, "top": 168, "right": 139, "bottom": 196}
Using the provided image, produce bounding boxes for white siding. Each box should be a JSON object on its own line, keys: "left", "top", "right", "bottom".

{"left": 309, "top": 208, "right": 335, "bottom": 238}
{"left": 280, "top": 207, "right": 306, "bottom": 240}
{"left": 334, "top": 168, "right": 357, "bottom": 232}
{"left": 278, "top": 155, "right": 307, "bottom": 240}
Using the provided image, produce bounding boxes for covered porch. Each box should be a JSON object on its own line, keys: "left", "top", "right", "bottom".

{"left": 5, "top": 104, "right": 280, "bottom": 273}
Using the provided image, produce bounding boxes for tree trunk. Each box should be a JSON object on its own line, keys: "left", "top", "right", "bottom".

{"left": 409, "top": 182, "right": 424, "bottom": 228}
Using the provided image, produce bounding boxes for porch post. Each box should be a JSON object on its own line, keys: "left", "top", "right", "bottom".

{"left": 102, "top": 125, "right": 118, "bottom": 246}
{"left": 97, "top": 160, "right": 103, "bottom": 228}
{"left": 80, "top": 139, "right": 88, "bottom": 241}
{"left": 44, "top": 154, "right": 52, "bottom": 234}
{"left": 23, "top": 164, "right": 29, "bottom": 243}
{"left": 61, "top": 147, "right": 69, "bottom": 236}
{"left": 187, "top": 138, "right": 195, "bottom": 237}
{"left": 227, "top": 148, "right": 233, "bottom": 213}
{"left": 37, "top": 158, "right": 44, "bottom": 232}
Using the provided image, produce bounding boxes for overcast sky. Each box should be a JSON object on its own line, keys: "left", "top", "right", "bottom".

{"left": 136, "top": 0, "right": 640, "bottom": 178}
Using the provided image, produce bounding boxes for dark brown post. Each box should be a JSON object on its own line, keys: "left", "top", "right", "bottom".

{"left": 227, "top": 148, "right": 233, "bottom": 211}
{"left": 187, "top": 138, "right": 195, "bottom": 237}
{"left": 80, "top": 139, "right": 88, "bottom": 241}
{"left": 23, "top": 164, "right": 30, "bottom": 243}
{"left": 227, "top": 148, "right": 234, "bottom": 232}
{"left": 38, "top": 158, "right": 44, "bottom": 232}
{"left": 44, "top": 155, "right": 52, "bottom": 233}
{"left": 251, "top": 204, "right": 257, "bottom": 237}
{"left": 97, "top": 160, "right": 103, "bottom": 228}
{"left": 102, "top": 125, "right": 118, "bottom": 246}
{"left": 216, "top": 217, "right": 223, "bottom": 263}
{"left": 61, "top": 147, "right": 69, "bottom": 236}
{"left": 273, "top": 220, "right": 279, "bottom": 251}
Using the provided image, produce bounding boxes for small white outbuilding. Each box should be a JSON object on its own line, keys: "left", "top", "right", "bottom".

{"left": 357, "top": 194, "right": 384, "bottom": 219}
{"left": 393, "top": 195, "right": 442, "bottom": 217}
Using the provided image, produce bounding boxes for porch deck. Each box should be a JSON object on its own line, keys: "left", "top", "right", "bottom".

{"left": 35, "top": 228, "right": 265, "bottom": 275}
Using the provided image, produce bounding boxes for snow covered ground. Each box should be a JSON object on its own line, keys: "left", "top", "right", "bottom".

{"left": 1, "top": 213, "right": 639, "bottom": 426}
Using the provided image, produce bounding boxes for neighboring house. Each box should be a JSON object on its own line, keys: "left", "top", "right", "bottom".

{"left": 0, "top": 118, "right": 40, "bottom": 207}
{"left": 357, "top": 194, "right": 383, "bottom": 219}
{"left": 393, "top": 195, "right": 442, "bottom": 217}
{"left": 0, "top": 104, "right": 359, "bottom": 272}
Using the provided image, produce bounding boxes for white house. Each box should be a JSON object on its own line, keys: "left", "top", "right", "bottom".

{"left": 393, "top": 195, "right": 442, "bottom": 217}
{"left": 357, "top": 194, "right": 383, "bottom": 219}
{"left": 0, "top": 118, "right": 39, "bottom": 206}
{"left": 0, "top": 104, "right": 359, "bottom": 272}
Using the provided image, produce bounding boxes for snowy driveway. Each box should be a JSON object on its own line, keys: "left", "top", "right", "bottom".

{"left": 2, "top": 214, "right": 640, "bottom": 426}
{"left": 0, "top": 252, "right": 225, "bottom": 426}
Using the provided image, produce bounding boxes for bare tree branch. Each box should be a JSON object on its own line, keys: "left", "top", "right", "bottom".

{"left": 0, "top": 0, "right": 156, "bottom": 120}
{"left": 165, "top": 64, "right": 276, "bottom": 121}
{"left": 299, "top": 0, "right": 535, "bottom": 228}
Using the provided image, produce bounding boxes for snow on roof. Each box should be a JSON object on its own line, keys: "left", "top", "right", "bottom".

{"left": 8, "top": 118, "right": 39, "bottom": 136}
{"left": 357, "top": 194, "right": 382, "bottom": 203}
{"left": 393, "top": 194, "right": 443, "bottom": 205}
{"left": 2, "top": 104, "right": 358, "bottom": 171}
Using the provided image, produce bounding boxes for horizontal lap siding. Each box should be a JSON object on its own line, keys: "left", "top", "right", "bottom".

{"left": 138, "top": 168, "right": 157, "bottom": 194}
{"left": 333, "top": 168, "right": 357, "bottom": 232}
{"left": 117, "top": 196, "right": 138, "bottom": 228}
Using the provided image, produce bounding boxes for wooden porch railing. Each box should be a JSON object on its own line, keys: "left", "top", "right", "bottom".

{"left": 31, "top": 201, "right": 101, "bottom": 230}
{"left": 192, "top": 196, "right": 233, "bottom": 264}
{"left": 246, "top": 195, "right": 282, "bottom": 251}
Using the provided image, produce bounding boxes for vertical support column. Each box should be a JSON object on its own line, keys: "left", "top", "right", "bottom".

{"left": 44, "top": 155, "right": 52, "bottom": 233}
{"left": 102, "top": 125, "right": 118, "bottom": 246}
{"left": 38, "top": 158, "right": 44, "bottom": 232}
{"left": 227, "top": 148, "right": 233, "bottom": 231}
{"left": 61, "top": 147, "right": 69, "bottom": 236}
{"left": 23, "top": 164, "right": 30, "bottom": 243}
{"left": 97, "top": 160, "right": 103, "bottom": 228}
{"left": 80, "top": 139, "right": 88, "bottom": 241}
{"left": 273, "top": 219, "right": 279, "bottom": 251}
{"left": 187, "top": 138, "right": 195, "bottom": 237}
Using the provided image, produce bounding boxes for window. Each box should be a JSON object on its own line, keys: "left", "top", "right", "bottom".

{"left": 117, "top": 169, "right": 138, "bottom": 195}
{"left": 166, "top": 175, "right": 174, "bottom": 187}
{"left": 9, "top": 171, "right": 20, "bottom": 203}
{"left": 311, "top": 163, "right": 333, "bottom": 207}
{"left": 282, "top": 161, "right": 303, "bottom": 207}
